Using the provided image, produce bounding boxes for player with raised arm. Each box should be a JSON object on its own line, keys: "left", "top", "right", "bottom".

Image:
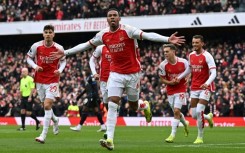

{"left": 158, "top": 44, "right": 189, "bottom": 143}
{"left": 27, "top": 25, "right": 66, "bottom": 144}
{"left": 50, "top": 8, "right": 185, "bottom": 150}
{"left": 177, "top": 35, "right": 216, "bottom": 144}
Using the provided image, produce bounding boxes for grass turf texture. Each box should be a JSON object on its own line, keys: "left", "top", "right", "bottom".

{"left": 1, "top": 125, "right": 245, "bottom": 153}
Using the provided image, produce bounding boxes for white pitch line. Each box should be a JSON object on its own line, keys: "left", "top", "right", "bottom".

{"left": 174, "top": 143, "right": 245, "bottom": 148}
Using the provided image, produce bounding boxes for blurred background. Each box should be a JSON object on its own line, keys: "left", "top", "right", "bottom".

{"left": 0, "top": 0, "right": 244, "bottom": 119}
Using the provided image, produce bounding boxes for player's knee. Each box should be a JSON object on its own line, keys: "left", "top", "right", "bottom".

{"left": 109, "top": 96, "right": 120, "bottom": 104}
{"left": 173, "top": 109, "right": 180, "bottom": 117}
{"left": 43, "top": 101, "right": 52, "bottom": 110}
{"left": 44, "top": 105, "right": 52, "bottom": 110}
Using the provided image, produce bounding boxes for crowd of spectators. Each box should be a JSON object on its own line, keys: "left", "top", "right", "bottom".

{"left": 0, "top": 39, "right": 244, "bottom": 117}
{"left": 0, "top": 0, "right": 244, "bottom": 22}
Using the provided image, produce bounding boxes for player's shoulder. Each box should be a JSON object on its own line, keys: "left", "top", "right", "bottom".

{"left": 159, "top": 59, "right": 168, "bottom": 67}
{"left": 32, "top": 40, "right": 43, "bottom": 47}
{"left": 120, "top": 24, "right": 136, "bottom": 30}
{"left": 189, "top": 51, "right": 196, "bottom": 55}
{"left": 98, "top": 27, "right": 110, "bottom": 35}
{"left": 53, "top": 42, "right": 64, "bottom": 49}
{"left": 96, "top": 45, "right": 105, "bottom": 50}
{"left": 178, "top": 57, "right": 188, "bottom": 63}
{"left": 203, "top": 50, "right": 213, "bottom": 57}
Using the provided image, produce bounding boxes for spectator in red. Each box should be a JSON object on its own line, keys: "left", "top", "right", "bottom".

{"left": 34, "top": 10, "right": 43, "bottom": 21}
{"left": 56, "top": 6, "right": 63, "bottom": 20}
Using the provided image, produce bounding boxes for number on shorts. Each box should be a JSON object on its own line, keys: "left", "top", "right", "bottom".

{"left": 49, "top": 85, "right": 57, "bottom": 92}
{"left": 204, "top": 89, "right": 209, "bottom": 95}
{"left": 179, "top": 93, "right": 185, "bottom": 100}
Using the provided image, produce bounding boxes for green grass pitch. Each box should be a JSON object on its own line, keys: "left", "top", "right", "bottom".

{"left": 0, "top": 125, "right": 245, "bottom": 153}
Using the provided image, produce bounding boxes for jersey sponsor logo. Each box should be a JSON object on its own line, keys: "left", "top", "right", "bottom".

{"left": 167, "top": 73, "right": 178, "bottom": 80}
{"left": 191, "top": 65, "right": 203, "bottom": 72}
{"left": 108, "top": 42, "right": 125, "bottom": 52}
{"left": 40, "top": 55, "right": 54, "bottom": 64}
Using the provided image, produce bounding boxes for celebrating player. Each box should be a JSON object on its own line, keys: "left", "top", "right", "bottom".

{"left": 50, "top": 8, "right": 185, "bottom": 150}
{"left": 158, "top": 44, "right": 189, "bottom": 143}
{"left": 27, "top": 25, "right": 66, "bottom": 144}
{"left": 177, "top": 35, "right": 216, "bottom": 144}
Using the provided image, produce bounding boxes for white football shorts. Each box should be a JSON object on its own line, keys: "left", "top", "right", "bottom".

{"left": 100, "top": 81, "right": 108, "bottom": 104}
{"left": 168, "top": 92, "right": 187, "bottom": 109}
{"left": 107, "top": 72, "right": 140, "bottom": 101}
{"left": 190, "top": 90, "right": 211, "bottom": 101}
{"left": 36, "top": 83, "right": 60, "bottom": 102}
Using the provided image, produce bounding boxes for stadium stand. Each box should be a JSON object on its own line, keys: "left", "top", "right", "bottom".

{"left": 0, "top": 0, "right": 244, "bottom": 22}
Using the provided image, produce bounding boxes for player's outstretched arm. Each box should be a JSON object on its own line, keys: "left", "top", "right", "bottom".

{"left": 141, "top": 31, "right": 185, "bottom": 46}
{"left": 50, "top": 41, "right": 92, "bottom": 60}
{"left": 168, "top": 32, "right": 185, "bottom": 46}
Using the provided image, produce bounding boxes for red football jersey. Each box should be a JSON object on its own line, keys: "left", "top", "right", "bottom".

{"left": 27, "top": 41, "right": 65, "bottom": 84}
{"left": 159, "top": 57, "right": 188, "bottom": 95}
{"left": 92, "top": 45, "right": 111, "bottom": 82}
{"left": 89, "top": 24, "right": 142, "bottom": 74}
{"left": 189, "top": 50, "right": 216, "bottom": 91}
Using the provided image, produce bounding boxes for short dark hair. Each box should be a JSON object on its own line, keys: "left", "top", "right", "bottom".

{"left": 163, "top": 44, "right": 177, "bottom": 51}
{"left": 193, "top": 35, "right": 204, "bottom": 42}
{"left": 43, "top": 25, "right": 54, "bottom": 31}
{"left": 107, "top": 8, "right": 120, "bottom": 17}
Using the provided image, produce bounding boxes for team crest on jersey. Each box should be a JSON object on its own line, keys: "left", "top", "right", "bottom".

{"left": 199, "top": 59, "right": 203, "bottom": 64}
{"left": 119, "top": 36, "right": 124, "bottom": 41}
{"left": 106, "top": 39, "right": 110, "bottom": 42}
{"left": 178, "top": 67, "right": 183, "bottom": 71}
